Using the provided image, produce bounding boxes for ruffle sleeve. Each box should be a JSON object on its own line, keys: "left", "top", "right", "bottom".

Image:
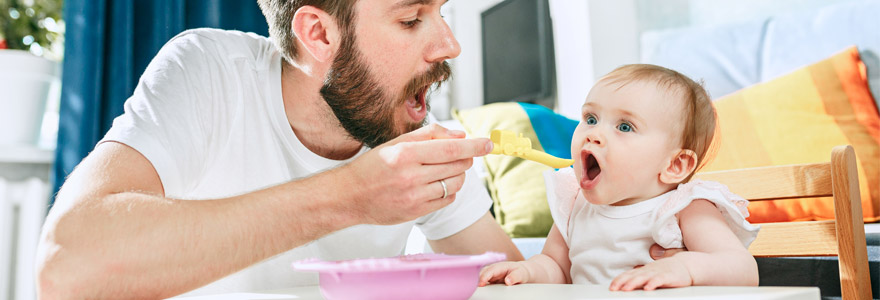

{"left": 543, "top": 168, "right": 580, "bottom": 245}
{"left": 652, "top": 180, "right": 760, "bottom": 249}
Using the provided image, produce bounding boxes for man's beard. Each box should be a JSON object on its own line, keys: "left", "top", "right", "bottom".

{"left": 320, "top": 33, "right": 451, "bottom": 148}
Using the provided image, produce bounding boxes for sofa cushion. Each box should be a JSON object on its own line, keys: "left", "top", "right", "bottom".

{"left": 641, "top": 1, "right": 880, "bottom": 111}
{"left": 453, "top": 102, "right": 577, "bottom": 238}
{"left": 704, "top": 46, "right": 880, "bottom": 223}
{"left": 641, "top": 19, "right": 766, "bottom": 98}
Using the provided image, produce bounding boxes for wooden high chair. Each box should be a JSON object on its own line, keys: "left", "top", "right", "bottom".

{"left": 694, "top": 145, "right": 872, "bottom": 300}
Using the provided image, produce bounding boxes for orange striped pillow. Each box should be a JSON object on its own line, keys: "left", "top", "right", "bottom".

{"left": 703, "top": 46, "right": 880, "bottom": 223}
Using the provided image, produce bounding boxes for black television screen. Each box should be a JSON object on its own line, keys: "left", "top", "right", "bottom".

{"left": 481, "top": 0, "right": 555, "bottom": 107}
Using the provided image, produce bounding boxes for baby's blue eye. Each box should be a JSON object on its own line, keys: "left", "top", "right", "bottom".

{"left": 617, "top": 122, "right": 633, "bottom": 132}
{"left": 585, "top": 116, "right": 597, "bottom": 125}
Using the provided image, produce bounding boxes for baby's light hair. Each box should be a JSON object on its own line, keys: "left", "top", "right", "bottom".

{"left": 598, "top": 64, "right": 716, "bottom": 183}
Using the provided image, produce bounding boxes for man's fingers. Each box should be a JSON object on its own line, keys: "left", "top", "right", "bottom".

{"left": 392, "top": 123, "right": 466, "bottom": 143}
{"left": 415, "top": 173, "right": 466, "bottom": 215}
{"left": 402, "top": 138, "right": 493, "bottom": 164}
{"left": 418, "top": 173, "right": 465, "bottom": 201}
{"left": 649, "top": 244, "right": 686, "bottom": 260}
{"left": 417, "top": 158, "right": 473, "bottom": 183}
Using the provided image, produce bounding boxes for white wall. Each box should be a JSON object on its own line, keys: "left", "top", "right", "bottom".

{"left": 446, "top": 0, "right": 596, "bottom": 120}
{"left": 444, "top": 0, "right": 855, "bottom": 120}
{"left": 445, "top": 0, "right": 634, "bottom": 120}
{"left": 548, "top": 0, "right": 593, "bottom": 120}
{"left": 445, "top": 0, "right": 505, "bottom": 117}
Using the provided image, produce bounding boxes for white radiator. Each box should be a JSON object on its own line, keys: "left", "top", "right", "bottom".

{"left": 0, "top": 177, "right": 50, "bottom": 300}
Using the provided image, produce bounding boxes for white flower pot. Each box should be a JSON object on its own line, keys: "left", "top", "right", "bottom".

{"left": 0, "top": 49, "right": 57, "bottom": 146}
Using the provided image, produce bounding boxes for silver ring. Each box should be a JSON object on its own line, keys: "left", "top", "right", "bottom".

{"left": 439, "top": 179, "right": 448, "bottom": 199}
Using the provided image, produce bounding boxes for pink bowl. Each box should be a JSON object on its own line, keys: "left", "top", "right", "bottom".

{"left": 292, "top": 252, "right": 506, "bottom": 300}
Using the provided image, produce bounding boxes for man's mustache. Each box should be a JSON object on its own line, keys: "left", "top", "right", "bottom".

{"left": 402, "top": 61, "right": 452, "bottom": 102}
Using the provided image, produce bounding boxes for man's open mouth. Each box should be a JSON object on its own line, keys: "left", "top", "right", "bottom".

{"left": 405, "top": 84, "right": 431, "bottom": 122}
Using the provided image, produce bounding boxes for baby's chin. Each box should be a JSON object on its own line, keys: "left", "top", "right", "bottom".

{"left": 580, "top": 190, "right": 609, "bottom": 205}
{"left": 585, "top": 197, "right": 612, "bottom": 205}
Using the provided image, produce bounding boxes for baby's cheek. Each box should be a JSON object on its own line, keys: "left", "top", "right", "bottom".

{"left": 572, "top": 163, "right": 584, "bottom": 183}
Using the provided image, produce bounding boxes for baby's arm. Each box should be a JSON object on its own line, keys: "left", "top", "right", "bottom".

{"left": 479, "top": 224, "right": 572, "bottom": 286}
{"left": 610, "top": 199, "right": 758, "bottom": 291}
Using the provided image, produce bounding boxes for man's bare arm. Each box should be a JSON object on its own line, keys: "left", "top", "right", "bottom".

{"left": 37, "top": 125, "right": 495, "bottom": 299}
{"left": 428, "top": 212, "right": 524, "bottom": 261}
{"left": 37, "top": 142, "right": 362, "bottom": 299}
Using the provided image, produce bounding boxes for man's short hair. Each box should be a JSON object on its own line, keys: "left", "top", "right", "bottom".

{"left": 257, "top": 0, "right": 356, "bottom": 64}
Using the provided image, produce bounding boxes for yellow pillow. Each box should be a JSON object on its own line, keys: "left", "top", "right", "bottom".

{"left": 453, "top": 102, "right": 578, "bottom": 237}
{"left": 704, "top": 46, "right": 880, "bottom": 223}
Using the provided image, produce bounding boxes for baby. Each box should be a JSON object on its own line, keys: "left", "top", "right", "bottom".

{"left": 479, "top": 64, "right": 760, "bottom": 291}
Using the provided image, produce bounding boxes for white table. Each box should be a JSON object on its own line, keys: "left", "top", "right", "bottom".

{"left": 174, "top": 284, "right": 820, "bottom": 300}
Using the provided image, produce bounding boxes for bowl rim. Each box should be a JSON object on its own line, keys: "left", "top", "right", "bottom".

{"left": 292, "top": 252, "right": 506, "bottom": 273}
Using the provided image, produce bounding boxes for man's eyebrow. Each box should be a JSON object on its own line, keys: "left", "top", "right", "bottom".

{"left": 389, "top": 0, "right": 444, "bottom": 13}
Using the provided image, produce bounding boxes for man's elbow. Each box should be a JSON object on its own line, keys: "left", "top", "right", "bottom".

{"left": 37, "top": 263, "right": 69, "bottom": 300}
{"left": 36, "top": 214, "right": 102, "bottom": 299}
{"left": 37, "top": 245, "right": 88, "bottom": 299}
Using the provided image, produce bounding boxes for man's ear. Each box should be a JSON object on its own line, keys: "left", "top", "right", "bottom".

{"left": 660, "top": 149, "right": 698, "bottom": 184}
{"left": 291, "top": 6, "right": 340, "bottom": 62}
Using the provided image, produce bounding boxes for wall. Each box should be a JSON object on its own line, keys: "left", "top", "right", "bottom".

{"left": 444, "top": 0, "right": 858, "bottom": 120}
{"left": 445, "top": 0, "right": 594, "bottom": 120}
{"left": 444, "top": 0, "right": 504, "bottom": 119}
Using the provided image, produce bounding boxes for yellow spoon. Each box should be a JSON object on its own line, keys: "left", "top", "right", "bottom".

{"left": 488, "top": 129, "right": 574, "bottom": 168}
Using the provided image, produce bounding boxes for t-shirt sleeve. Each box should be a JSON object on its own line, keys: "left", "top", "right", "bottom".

{"left": 101, "top": 30, "right": 227, "bottom": 196}
{"left": 652, "top": 180, "right": 761, "bottom": 249}
{"left": 414, "top": 116, "right": 492, "bottom": 240}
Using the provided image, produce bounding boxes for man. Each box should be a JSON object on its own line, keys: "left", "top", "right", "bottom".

{"left": 36, "top": 0, "right": 680, "bottom": 298}
{"left": 37, "top": 0, "right": 521, "bottom": 298}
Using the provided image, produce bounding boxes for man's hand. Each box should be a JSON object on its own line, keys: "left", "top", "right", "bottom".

{"left": 649, "top": 244, "right": 687, "bottom": 260}
{"left": 343, "top": 124, "right": 494, "bottom": 225}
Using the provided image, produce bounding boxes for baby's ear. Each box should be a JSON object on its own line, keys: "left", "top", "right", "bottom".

{"left": 660, "top": 149, "right": 697, "bottom": 184}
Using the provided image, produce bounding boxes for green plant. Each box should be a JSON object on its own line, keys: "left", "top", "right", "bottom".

{"left": 0, "top": 0, "right": 64, "bottom": 60}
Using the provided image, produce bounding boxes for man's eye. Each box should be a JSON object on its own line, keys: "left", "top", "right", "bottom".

{"left": 585, "top": 116, "right": 597, "bottom": 125}
{"left": 617, "top": 122, "right": 633, "bottom": 132}
{"left": 402, "top": 18, "right": 421, "bottom": 28}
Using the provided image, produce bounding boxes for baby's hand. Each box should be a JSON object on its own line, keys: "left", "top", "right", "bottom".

{"left": 609, "top": 257, "right": 692, "bottom": 291}
{"left": 478, "top": 261, "right": 531, "bottom": 286}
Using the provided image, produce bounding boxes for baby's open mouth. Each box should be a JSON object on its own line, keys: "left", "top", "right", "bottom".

{"left": 584, "top": 153, "right": 601, "bottom": 180}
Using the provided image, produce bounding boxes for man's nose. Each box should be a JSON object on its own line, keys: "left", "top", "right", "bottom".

{"left": 426, "top": 19, "right": 461, "bottom": 63}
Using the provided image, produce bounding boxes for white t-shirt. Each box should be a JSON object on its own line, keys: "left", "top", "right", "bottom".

{"left": 101, "top": 28, "right": 492, "bottom": 296}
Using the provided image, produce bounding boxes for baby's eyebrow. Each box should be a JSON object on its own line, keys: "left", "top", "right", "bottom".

{"left": 616, "top": 109, "right": 645, "bottom": 125}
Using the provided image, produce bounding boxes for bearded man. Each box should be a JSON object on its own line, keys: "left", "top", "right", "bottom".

{"left": 35, "top": 0, "right": 522, "bottom": 298}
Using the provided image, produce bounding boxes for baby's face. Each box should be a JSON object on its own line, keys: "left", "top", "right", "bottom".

{"left": 571, "top": 79, "right": 684, "bottom": 206}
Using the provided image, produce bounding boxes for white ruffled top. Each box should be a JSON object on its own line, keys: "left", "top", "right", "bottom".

{"left": 544, "top": 168, "right": 760, "bottom": 284}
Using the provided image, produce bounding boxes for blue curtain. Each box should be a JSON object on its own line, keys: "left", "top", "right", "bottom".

{"left": 53, "top": 0, "right": 269, "bottom": 205}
